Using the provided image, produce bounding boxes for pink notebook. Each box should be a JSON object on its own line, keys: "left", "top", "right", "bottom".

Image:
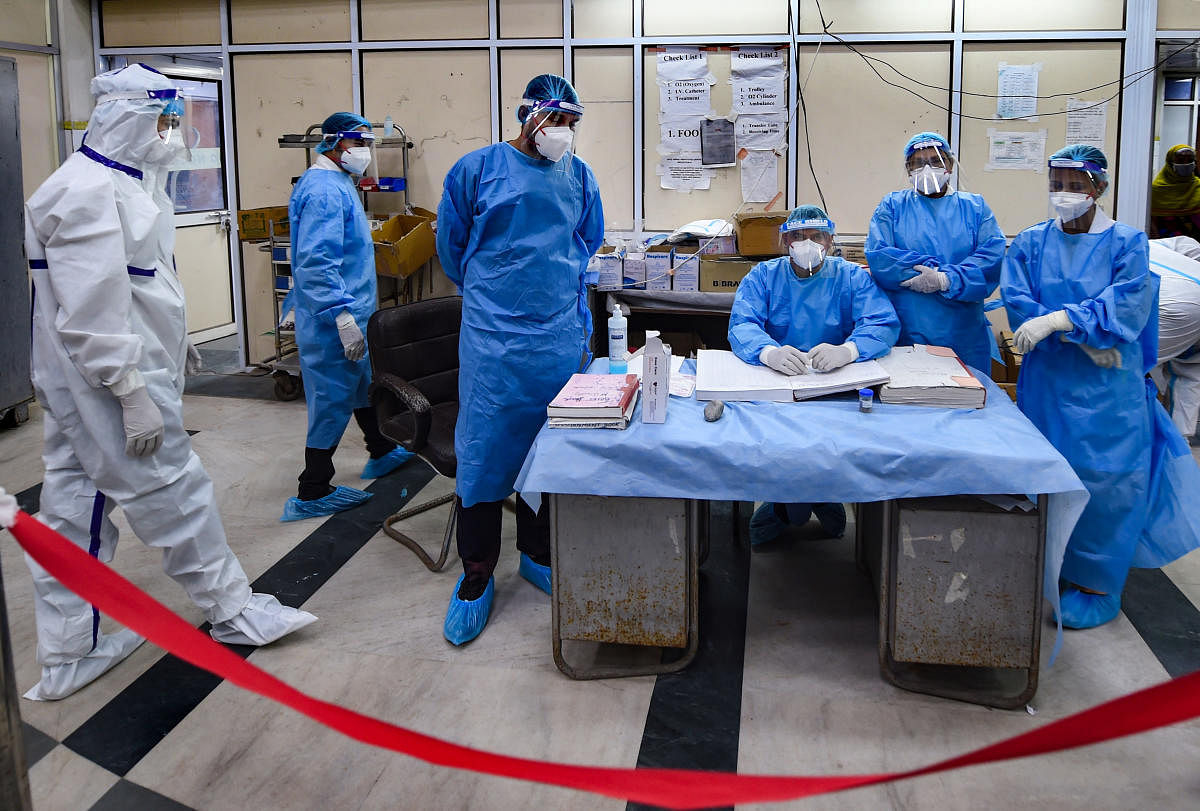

{"left": 548, "top": 374, "right": 640, "bottom": 418}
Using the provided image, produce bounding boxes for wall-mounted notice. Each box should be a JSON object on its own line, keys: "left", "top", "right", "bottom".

{"left": 985, "top": 128, "right": 1047, "bottom": 172}
{"left": 657, "top": 47, "right": 709, "bottom": 81}
{"left": 731, "top": 72, "right": 785, "bottom": 115}
{"left": 700, "top": 118, "right": 736, "bottom": 167}
{"left": 731, "top": 46, "right": 784, "bottom": 73}
{"left": 740, "top": 149, "right": 779, "bottom": 204}
{"left": 996, "top": 62, "right": 1041, "bottom": 121}
{"left": 660, "top": 77, "right": 715, "bottom": 117}
{"left": 1065, "top": 99, "right": 1107, "bottom": 150}
{"left": 658, "top": 117, "right": 702, "bottom": 155}
{"left": 658, "top": 156, "right": 714, "bottom": 191}
{"left": 735, "top": 115, "right": 786, "bottom": 151}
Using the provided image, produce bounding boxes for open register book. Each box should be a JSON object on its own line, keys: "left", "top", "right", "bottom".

{"left": 875, "top": 345, "right": 986, "bottom": 409}
{"left": 694, "top": 349, "right": 890, "bottom": 402}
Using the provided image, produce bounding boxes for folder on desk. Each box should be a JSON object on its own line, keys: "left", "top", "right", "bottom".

{"left": 694, "top": 349, "right": 889, "bottom": 402}
{"left": 876, "top": 345, "right": 986, "bottom": 409}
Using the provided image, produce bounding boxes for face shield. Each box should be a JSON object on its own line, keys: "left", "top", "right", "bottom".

{"left": 1047, "top": 158, "right": 1105, "bottom": 222}
{"left": 522, "top": 98, "right": 584, "bottom": 168}
{"left": 322, "top": 130, "right": 378, "bottom": 184}
{"left": 779, "top": 217, "right": 835, "bottom": 277}
{"left": 905, "top": 141, "right": 954, "bottom": 195}
{"left": 94, "top": 87, "right": 192, "bottom": 168}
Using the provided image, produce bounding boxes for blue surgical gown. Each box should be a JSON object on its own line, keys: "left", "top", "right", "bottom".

{"left": 438, "top": 144, "right": 604, "bottom": 507}
{"left": 1002, "top": 218, "right": 1200, "bottom": 594}
{"left": 288, "top": 165, "right": 378, "bottom": 449}
{"left": 729, "top": 255, "right": 899, "bottom": 364}
{"left": 866, "top": 190, "right": 1005, "bottom": 373}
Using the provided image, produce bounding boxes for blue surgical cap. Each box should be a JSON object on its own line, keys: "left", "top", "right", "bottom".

{"left": 517, "top": 74, "right": 582, "bottom": 123}
{"left": 316, "top": 112, "right": 371, "bottom": 154}
{"left": 1049, "top": 144, "right": 1108, "bottom": 187}
{"left": 781, "top": 204, "right": 836, "bottom": 235}
{"left": 904, "top": 131, "right": 952, "bottom": 159}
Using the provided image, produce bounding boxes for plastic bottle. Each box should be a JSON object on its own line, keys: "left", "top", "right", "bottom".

{"left": 608, "top": 304, "right": 628, "bottom": 374}
{"left": 383, "top": 115, "right": 395, "bottom": 138}
{"left": 858, "top": 388, "right": 874, "bottom": 413}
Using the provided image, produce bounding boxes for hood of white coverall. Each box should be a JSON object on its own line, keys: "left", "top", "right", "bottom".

{"left": 83, "top": 64, "right": 180, "bottom": 172}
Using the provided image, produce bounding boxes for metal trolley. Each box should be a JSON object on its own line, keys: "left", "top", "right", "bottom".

{"left": 259, "top": 218, "right": 302, "bottom": 400}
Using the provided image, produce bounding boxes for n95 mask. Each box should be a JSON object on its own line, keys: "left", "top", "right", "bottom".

{"left": 533, "top": 127, "right": 573, "bottom": 162}
{"left": 1049, "top": 191, "right": 1094, "bottom": 223}
{"left": 910, "top": 165, "right": 950, "bottom": 195}
{"left": 789, "top": 239, "right": 826, "bottom": 272}
{"left": 339, "top": 146, "right": 372, "bottom": 176}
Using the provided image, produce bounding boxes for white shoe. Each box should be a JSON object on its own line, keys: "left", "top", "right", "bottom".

{"left": 23, "top": 628, "right": 146, "bottom": 701}
{"left": 209, "top": 593, "right": 317, "bottom": 646}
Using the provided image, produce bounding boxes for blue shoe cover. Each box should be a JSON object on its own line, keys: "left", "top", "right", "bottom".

{"left": 749, "top": 502, "right": 787, "bottom": 546}
{"left": 444, "top": 575, "right": 494, "bottom": 646}
{"left": 519, "top": 553, "right": 552, "bottom": 595}
{"left": 812, "top": 502, "right": 847, "bottom": 538}
{"left": 280, "top": 486, "right": 373, "bottom": 522}
{"left": 1057, "top": 587, "right": 1121, "bottom": 630}
{"left": 360, "top": 446, "right": 414, "bottom": 479}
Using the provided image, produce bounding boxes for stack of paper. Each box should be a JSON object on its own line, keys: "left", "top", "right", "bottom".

{"left": 547, "top": 373, "right": 640, "bottom": 429}
{"left": 876, "top": 345, "right": 986, "bottom": 409}
{"left": 694, "top": 349, "right": 890, "bottom": 402}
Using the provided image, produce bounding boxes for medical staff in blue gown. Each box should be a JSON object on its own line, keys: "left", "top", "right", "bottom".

{"left": 866, "top": 132, "right": 1006, "bottom": 374}
{"left": 436, "top": 75, "right": 604, "bottom": 644}
{"left": 1002, "top": 145, "right": 1200, "bottom": 629}
{"left": 281, "top": 112, "right": 410, "bottom": 522}
{"left": 730, "top": 206, "right": 900, "bottom": 546}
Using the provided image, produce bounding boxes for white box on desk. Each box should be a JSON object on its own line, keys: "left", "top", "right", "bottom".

{"left": 590, "top": 247, "right": 624, "bottom": 291}
{"left": 641, "top": 333, "right": 670, "bottom": 424}
{"left": 644, "top": 246, "right": 673, "bottom": 292}
{"left": 623, "top": 253, "right": 646, "bottom": 290}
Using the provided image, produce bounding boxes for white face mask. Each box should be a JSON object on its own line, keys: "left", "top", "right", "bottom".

{"left": 910, "top": 165, "right": 950, "bottom": 195}
{"left": 533, "top": 126, "right": 573, "bottom": 162}
{"left": 339, "top": 146, "right": 372, "bottom": 176}
{"left": 1049, "top": 191, "right": 1095, "bottom": 223}
{"left": 789, "top": 239, "right": 826, "bottom": 272}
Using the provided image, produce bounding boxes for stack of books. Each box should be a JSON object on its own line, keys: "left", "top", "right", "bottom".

{"left": 547, "top": 373, "right": 640, "bottom": 429}
{"left": 876, "top": 345, "right": 986, "bottom": 409}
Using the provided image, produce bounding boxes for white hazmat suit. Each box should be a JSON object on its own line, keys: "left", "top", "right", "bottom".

{"left": 22, "top": 64, "right": 316, "bottom": 701}
{"left": 1149, "top": 237, "right": 1200, "bottom": 438}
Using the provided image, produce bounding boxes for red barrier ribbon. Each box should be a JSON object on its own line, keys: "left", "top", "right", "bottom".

{"left": 7, "top": 508, "right": 1200, "bottom": 809}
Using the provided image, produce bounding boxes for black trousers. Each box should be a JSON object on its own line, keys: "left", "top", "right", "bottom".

{"left": 457, "top": 497, "right": 551, "bottom": 586}
{"left": 297, "top": 407, "right": 396, "bottom": 500}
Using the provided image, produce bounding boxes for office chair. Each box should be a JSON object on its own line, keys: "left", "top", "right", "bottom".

{"left": 367, "top": 296, "right": 461, "bottom": 571}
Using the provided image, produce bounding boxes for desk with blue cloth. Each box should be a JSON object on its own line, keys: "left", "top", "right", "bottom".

{"left": 515, "top": 360, "right": 1088, "bottom": 704}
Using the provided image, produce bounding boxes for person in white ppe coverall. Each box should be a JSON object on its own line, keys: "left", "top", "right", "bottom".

{"left": 1149, "top": 236, "right": 1200, "bottom": 438}
{"left": 21, "top": 64, "right": 316, "bottom": 701}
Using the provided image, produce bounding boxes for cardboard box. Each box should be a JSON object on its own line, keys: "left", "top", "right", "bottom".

{"left": 837, "top": 241, "right": 867, "bottom": 266}
{"left": 623, "top": 252, "right": 646, "bottom": 290}
{"left": 998, "top": 329, "right": 1022, "bottom": 384}
{"left": 237, "top": 206, "right": 289, "bottom": 241}
{"left": 733, "top": 210, "right": 788, "bottom": 257}
{"left": 644, "top": 245, "right": 673, "bottom": 291}
{"left": 589, "top": 246, "right": 624, "bottom": 291}
{"left": 373, "top": 212, "right": 436, "bottom": 278}
{"left": 699, "top": 256, "right": 756, "bottom": 292}
{"left": 671, "top": 247, "right": 701, "bottom": 292}
{"left": 998, "top": 382, "right": 1017, "bottom": 402}
{"left": 671, "top": 235, "right": 737, "bottom": 255}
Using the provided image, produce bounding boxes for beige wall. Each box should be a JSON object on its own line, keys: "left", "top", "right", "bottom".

{"left": 574, "top": 0, "right": 631, "bottom": 38}
{"left": 230, "top": 0, "right": 350, "bottom": 44}
{"left": 959, "top": 42, "right": 1122, "bottom": 237}
{"left": 1159, "top": 0, "right": 1200, "bottom": 30}
{"left": 499, "top": 48, "right": 564, "bottom": 142}
{"left": 360, "top": 0, "right": 489, "bottom": 40}
{"left": 232, "top": 51, "right": 352, "bottom": 362}
{"left": 964, "top": 0, "right": 1124, "bottom": 31}
{"left": 643, "top": 0, "right": 787, "bottom": 37}
{"left": 574, "top": 48, "right": 634, "bottom": 230}
{"left": 101, "top": 0, "right": 221, "bottom": 47}
{"left": 799, "top": 0, "right": 951, "bottom": 34}
{"left": 3, "top": 49, "right": 57, "bottom": 197}
{"left": 499, "top": 0, "right": 562, "bottom": 38}
{"left": 1, "top": 0, "right": 48, "bottom": 46}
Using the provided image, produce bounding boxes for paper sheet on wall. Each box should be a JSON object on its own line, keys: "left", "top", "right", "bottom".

{"left": 735, "top": 115, "right": 787, "bottom": 151}
{"left": 658, "top": 118, "right": 702, "bottom": 155}
{"left": 1065, "top": 99, "right": 1107, "bottom": 150}
{"left": 659, "top": 77, "right": 716, "bottom": 118}
{"left": 657, "top": 156, "right": 713, "bottom": 191}
{"left": 996, "top": 62, "right": 1041, "bottom": 121}
{"left": 740, "top": 149, "right": 779, "bottom": 203}
{"left": 985, "top": 128, "right": 1047, "bottom": 172}
{"left": 700, "top": 118, "right": 736, "bottom": 167}
{"left": 731, "top": 69, "right": 786, "bottom": 115}
{"left": 656, "top": 47, "right": 709, "bottom": 81}
{"left": 731, "top": 46, "right": 784, "bottom": 74}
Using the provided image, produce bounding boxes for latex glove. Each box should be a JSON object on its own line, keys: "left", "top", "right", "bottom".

{"left": 185, "top": 341, "right": 203, "bottom": 375}
{"left": 1079, "top": 343, "right": 1122, "bottom": 369}
{"left": 335, "top": 311, "right": 365, "bottom": 362}
{"left": 1013, "top": 310, "right": 1072, "bottom": 354}
{"left": 809, "top": 341, "right": 859, "bottom": 372}
{"left": 760, "top": 345, "right": 809, "bottom": 375}
{"left": 116, "top": 385, "right": 164, "bottom": 457}
{"left": 900, "top": 264, "right": 950, "bottom": 294}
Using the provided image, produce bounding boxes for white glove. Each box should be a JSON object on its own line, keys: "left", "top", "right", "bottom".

{"left": 335, "top": 311, "right": 366, "bottom": 362}
{"left": 1013, "top": 310, "right": 1072, "bottom": 354}
{"left": 1079, "top": 343, "right": 1122, "bottom": 369}
{"left": 115, "top": 384, "right": 165, "bottom": 458}
{"left": 185, "top": 341, "right": 203, "bottom": 375}
{"left": 761, "top": 345, "right": 809, "bottom": 375}
{"left": 809, "top": 341, "right": 859, "bottom": 372}
{"left": 900, "top": 264, "right": 950, "bottom": 294}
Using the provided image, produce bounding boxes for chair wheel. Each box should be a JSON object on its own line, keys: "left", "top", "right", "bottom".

{"left": 273, "top": 372, "right": 302, "bottom": 401}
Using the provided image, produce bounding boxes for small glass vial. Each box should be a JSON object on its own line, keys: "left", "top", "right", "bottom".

{"left": 858, "top": 387, "right": 874, "bottom": 413}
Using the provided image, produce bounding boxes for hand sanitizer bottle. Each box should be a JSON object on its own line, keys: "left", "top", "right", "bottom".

{"left": 608, "top": 304, "right": 628, "bottom": 374}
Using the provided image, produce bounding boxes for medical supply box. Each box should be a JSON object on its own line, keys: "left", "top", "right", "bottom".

{"left": 644, "top": 245, "right": 673, "bottom": 291}
{"left": 671, "top": 247, "right": 701, "bottom": 292}
{"left": 733, "top": 210, "right": 788, "bottom": 256}
{"left": 623, "top": 252, "right": 647, "bottom": 290}
{"left": 589, "top": 246, "right": 625, "bottom": 291}
{"left": 699, "top": 256, "right": 756, "bottom": 292}
{"left": 372, "top": 209, "right": 436, "bottom": 278}
{"left": 237, "top": 206, "right": 289, "bottom": 241}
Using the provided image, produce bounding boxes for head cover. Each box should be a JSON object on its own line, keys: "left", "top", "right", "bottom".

{"left": 780, "top": 204, "right": 836, "bottom": 236}
{"left": 516, "top": 74, "right": 583, "bottom": 123}
{"left": 1048, "top": 144, "right": 1108, "bottom": 189}
{"left": 904, "top": 131, "right": 951, "bottom": 159}
{"left": 316, "top": 112, "right": 372, "bottom": 154}
{"left": 83, "top": 64, "right": 181, "bottom": 173}
{"left": 1151, "top": 144, "right": 1200, "bottom": 216}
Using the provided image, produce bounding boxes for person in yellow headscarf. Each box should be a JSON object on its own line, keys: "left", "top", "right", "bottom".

{"left": 1150, "top": 144, "right": 1200, "bottom": 240}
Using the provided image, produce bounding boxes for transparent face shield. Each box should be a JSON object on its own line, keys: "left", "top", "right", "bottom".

{"left": 905, "top": 142, "right": 954, "bottom": 195}
{"left": 522, "top": 98, "right": 584, "bottom": 169}
{"left": 1047, "top": 160, "right": 1104, "bottom": 222}
{"left": 779, "top": 218, "right": 835, "bottom": 277}
{"left": 323, "top": 130, "right": 378, "bottom": 184}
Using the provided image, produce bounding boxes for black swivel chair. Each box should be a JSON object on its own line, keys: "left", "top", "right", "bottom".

{"left": 367, "top": 296, "right": 461, "bottom": 571}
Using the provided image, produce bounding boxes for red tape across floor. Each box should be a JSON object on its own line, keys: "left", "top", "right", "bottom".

{"left": 7, "top": 508, "right": 1200, "bottom": 809}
